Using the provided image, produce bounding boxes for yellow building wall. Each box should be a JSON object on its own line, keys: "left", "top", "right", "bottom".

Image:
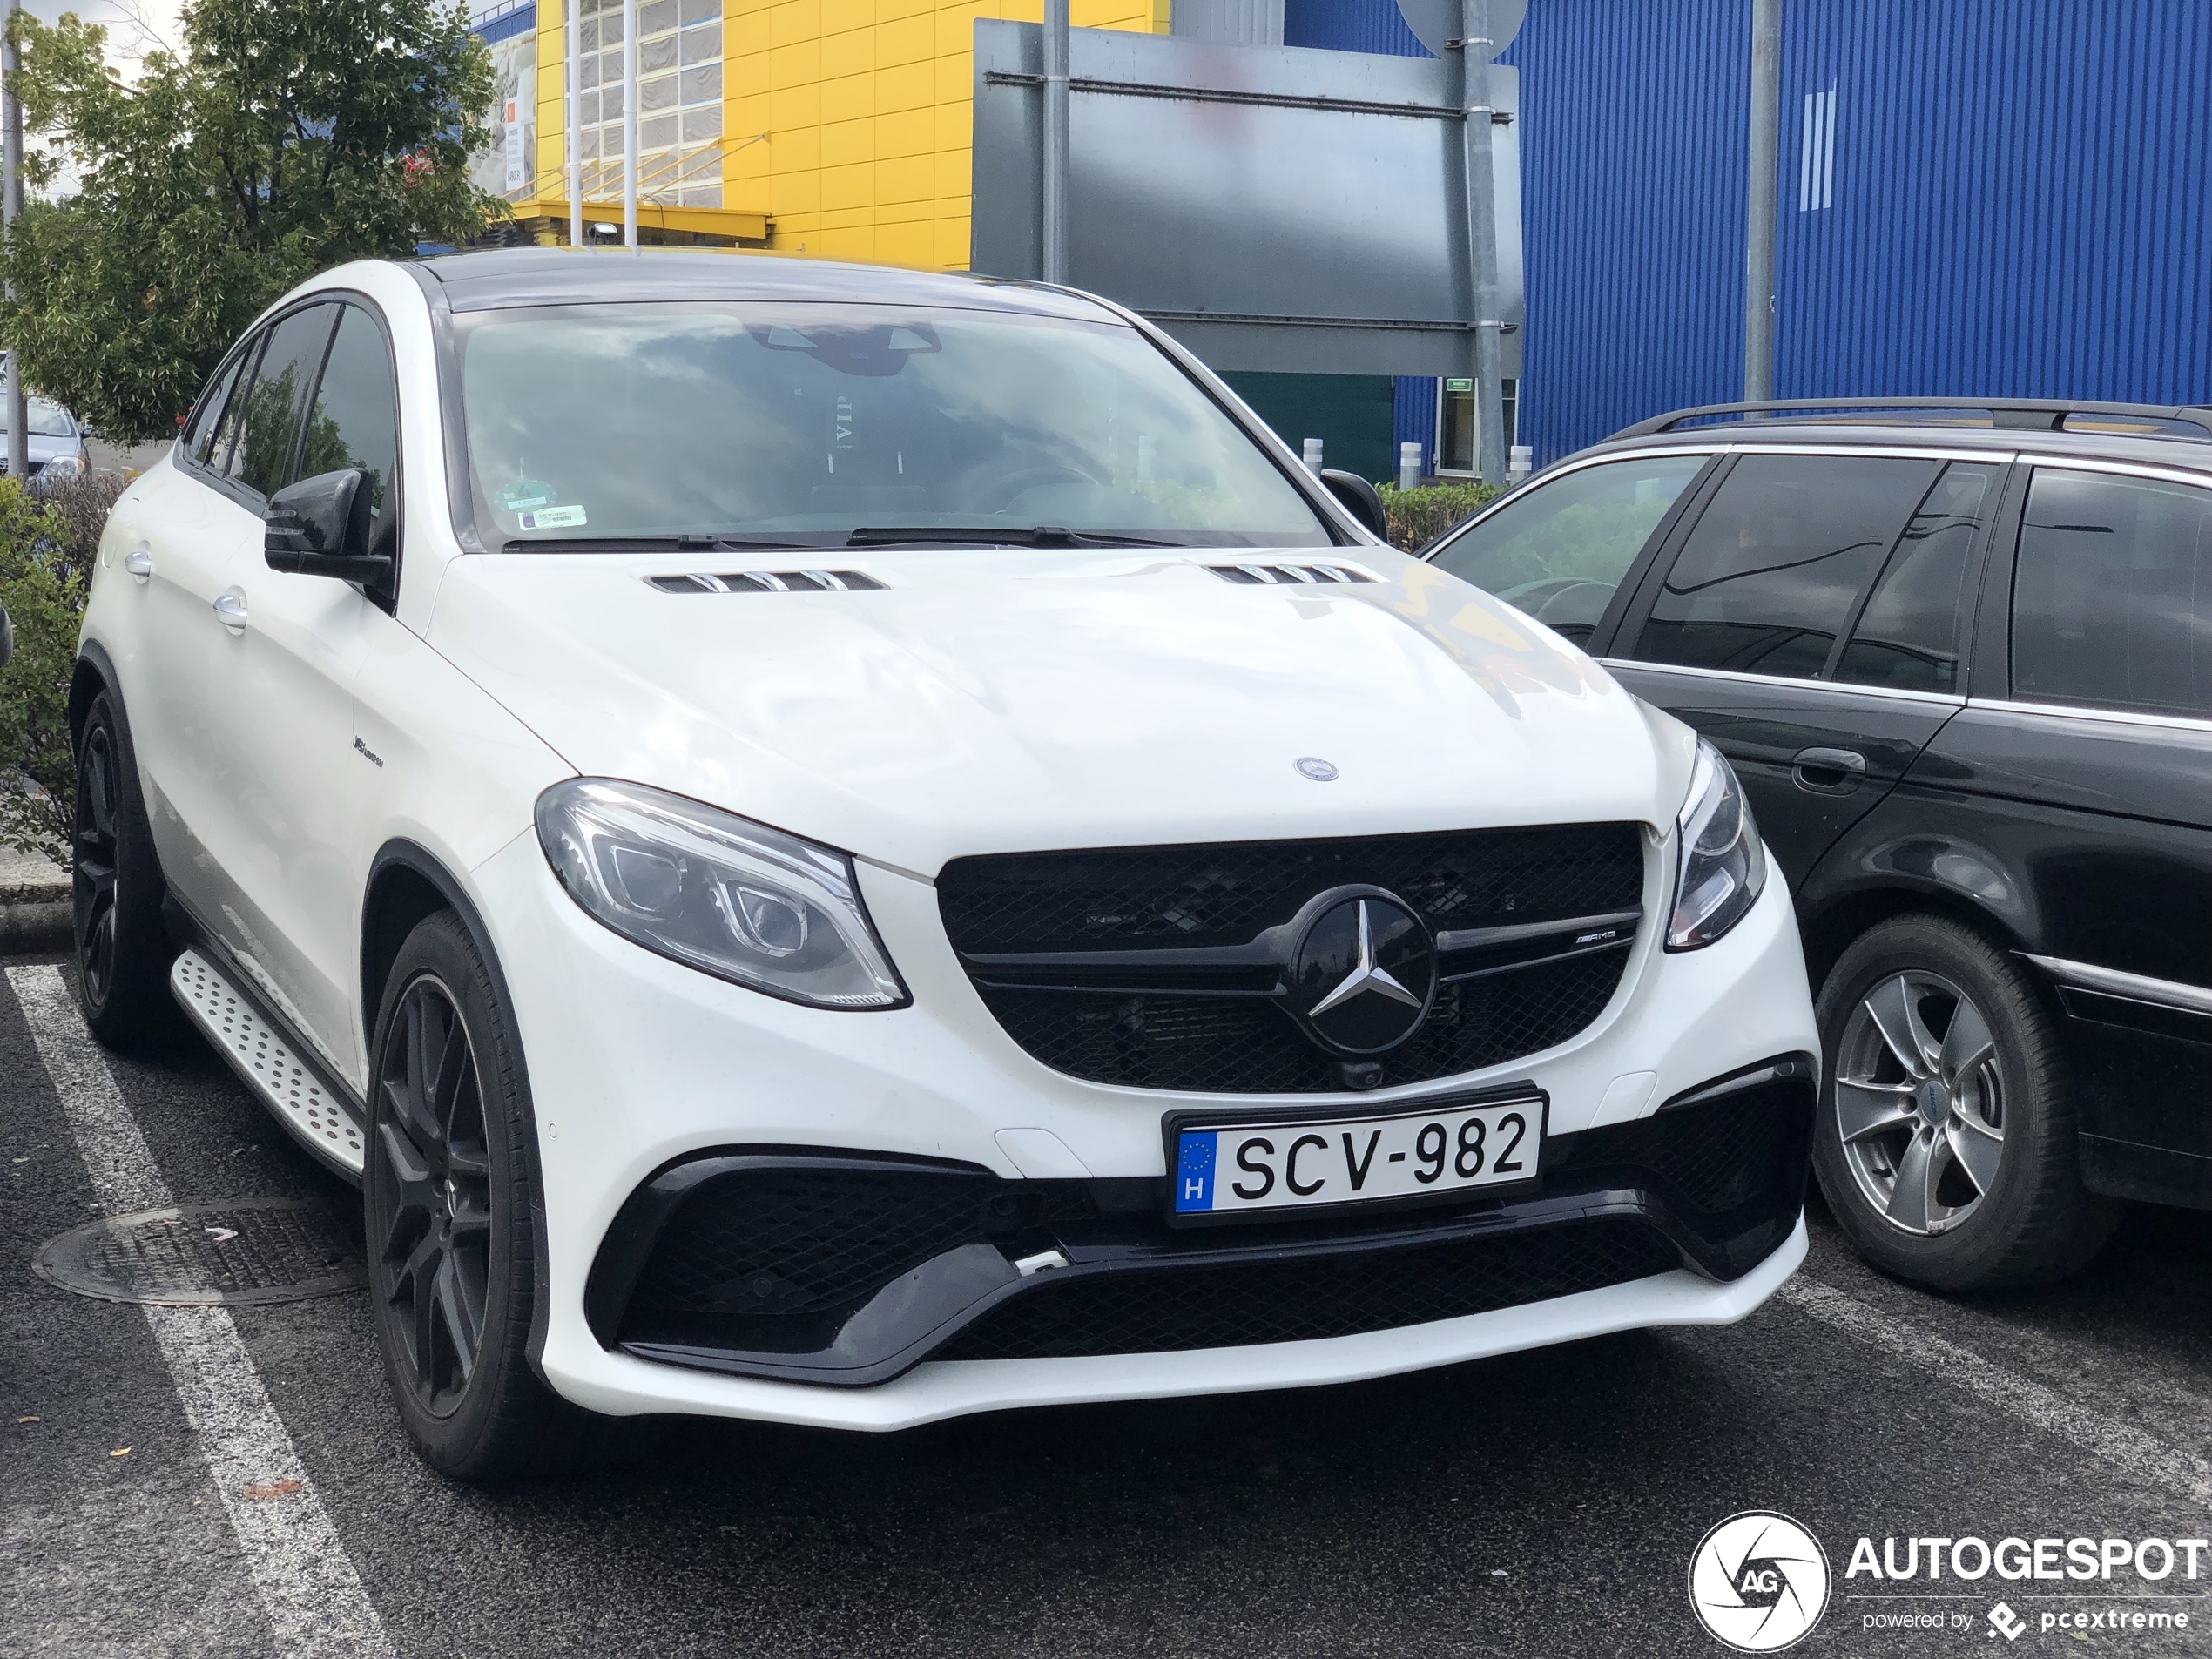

{"left": 535, "top": 1, "right": 1170, "bottom": 267}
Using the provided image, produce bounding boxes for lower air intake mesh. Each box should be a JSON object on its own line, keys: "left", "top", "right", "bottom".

{"left": 932, "top": 1218, "right": 1677, "bottom": 1361}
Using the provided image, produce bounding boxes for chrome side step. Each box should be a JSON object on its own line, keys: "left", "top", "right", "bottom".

{"left": 170, "top": 948, "right": 366, "bottom": 1180}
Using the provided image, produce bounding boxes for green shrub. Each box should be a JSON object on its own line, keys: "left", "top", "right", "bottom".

{"left": 1378, "top": 481, "right": 1504, "bottom": 553}
{"left": 0, "top": 471, "right": 126, "bottom": 864}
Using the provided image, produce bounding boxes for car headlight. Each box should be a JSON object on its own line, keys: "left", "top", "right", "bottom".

{"left": 1666, "top": 739, "right": 1766, "bottom": 950}
{"left": 41, "top": 454, "right": 84, "bottom": 481}
{"left": 534, "top": 778, "right": 907, "bottom": 1008}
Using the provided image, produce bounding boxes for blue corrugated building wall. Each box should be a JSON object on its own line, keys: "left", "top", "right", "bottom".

{"left": 1318, "top": 0, "right": 2212, "bottom": 469}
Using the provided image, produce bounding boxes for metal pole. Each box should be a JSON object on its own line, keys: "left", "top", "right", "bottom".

{"left": 566, "top": 0, "right": 582, "bottom": 246}
{"left": 1744, "top": 0, "right": 1781, "bottom": 401}
{"left": 1040, "top": 0, "right": 1069, "bottom": 284}
{"left": 2, "top": 0, "right": 24, "bottom": 481}
{"left": 622, "top": 0, "right": 637, "bottom": 248}
{"left": 1460, "top": 0, "right": 1504, "bottom": 484}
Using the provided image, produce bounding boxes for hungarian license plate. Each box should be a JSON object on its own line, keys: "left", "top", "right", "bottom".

{"left": 1170, "top": 1094, "right": 1546, "bottom": 1221}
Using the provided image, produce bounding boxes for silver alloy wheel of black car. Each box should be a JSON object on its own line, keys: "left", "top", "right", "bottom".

{"left": 371, "top": 973, "right": 494, "bottom": 1417}
{"left": 1832, "top": 969, "right": 2005, "bottom": 1236}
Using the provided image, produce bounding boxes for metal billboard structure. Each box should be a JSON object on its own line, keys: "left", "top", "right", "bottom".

{"left": 970, "top": 21, "right": 1521, "bottom": 385}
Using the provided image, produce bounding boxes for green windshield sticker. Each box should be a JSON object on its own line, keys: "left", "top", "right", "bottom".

{"left": 518, "top": 504, "right": 587, "bottom": 529}
{"left": 497, "top": 479, "right": 556, "bottom": 512}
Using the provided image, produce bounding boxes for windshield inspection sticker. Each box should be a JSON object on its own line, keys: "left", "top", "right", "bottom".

{"left": 496, "top": 478, "right": 556, "bottom": 513}
{"left": 518, "top": 504, "right": 587, "bottom": 529}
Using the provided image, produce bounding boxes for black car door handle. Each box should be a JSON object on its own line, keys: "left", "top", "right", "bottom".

{"left": 1792, "top": 746, "right": 1868, "bottom": 795}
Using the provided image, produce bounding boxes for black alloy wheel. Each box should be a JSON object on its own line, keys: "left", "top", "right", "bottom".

{"left": 364, "top": 908, "right": 635, "bottom": 1480}
{"left": 71, "top": 689, "right": 178, "bottom": 1049}
{"left": 371, "top": 973, "right": 494, "bottom": 1418}
{"left": 73, "top": 718, "right": 123, "bottom": 1009}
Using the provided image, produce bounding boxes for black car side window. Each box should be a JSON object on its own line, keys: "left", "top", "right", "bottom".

{"left": 1832, "top": 462, "right": 2000, "bottom": 693}
{"left": 2013, "top": 468, "right": 2212, "bottom": 718}
{"left": 298, "top": 305, "right": 401, "bottom": 556}
{"left": 228, "top": 303, "right": 340, "bottom": 499}
{"left": 1426, "top": 454, "right": 1708, "bottom": 644}
{"left": 205, "top": 335, "right": 266, "bottom": 476}
{"left": 1630, "top": 454, "right": 1939, "bottom": 679}
{"left": 184, "top": 353, "right": 246, "bottom": 468}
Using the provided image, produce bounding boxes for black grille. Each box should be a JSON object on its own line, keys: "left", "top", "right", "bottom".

{"left": 976, "top": 950, "right": 1626, "bottom": 1094}
{"left": 941, "top": 824, "right": 1644, "bottom": 1092}
{"left": 1554, "top": 1072, "right": 1812, "bottom": 1217}
{"left": 933, "top": 1219, "right": 1678, "bottom": 1361}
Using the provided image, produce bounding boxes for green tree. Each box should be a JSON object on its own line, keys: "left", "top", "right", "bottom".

{"left": 0, "top": 477, "right": 94, "bottom": 863}
{"left": 0, "top": 0, "right": 497, "bottom": 442}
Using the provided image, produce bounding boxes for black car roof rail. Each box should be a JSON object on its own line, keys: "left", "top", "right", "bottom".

{"left": 1611, "top": 396, "right": 2212, "bottom": 442}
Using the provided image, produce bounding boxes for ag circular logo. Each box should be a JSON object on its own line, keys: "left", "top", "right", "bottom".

{"left": 1285, "top": 887, "right": 1436, "bottom": 1055}
{"left": 1688, "top": 1512, "right": 1831, "bottom": 1652}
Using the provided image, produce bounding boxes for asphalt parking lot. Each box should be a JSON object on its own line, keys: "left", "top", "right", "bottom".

{"left": 4, "top": 945, "right": 2209, "bottom": 1659}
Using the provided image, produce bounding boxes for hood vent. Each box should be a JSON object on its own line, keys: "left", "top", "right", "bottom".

{"left": 647, "top": 570, "right": 886, "bottom": 594}
{"left": 1208, "top": 563, "right": 1376, "bottom": 586}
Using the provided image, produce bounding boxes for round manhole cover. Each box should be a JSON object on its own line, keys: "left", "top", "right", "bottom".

{"left": 32, "top": 1198, "right": 366, "bottom": 1306}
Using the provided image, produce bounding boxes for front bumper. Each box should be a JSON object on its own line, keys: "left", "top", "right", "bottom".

{"left": 469, "top": 826, "right": 1817, "bottom": 1428}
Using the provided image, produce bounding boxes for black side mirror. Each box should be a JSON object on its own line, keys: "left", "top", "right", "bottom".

{"left": 0, "top": 602, "right": 13, "bottom": 671}
{"left": 1319, "top": 469, "right": 1389, "bottom": 542}
{"left": 265, "top": 468, "right": 391, "bottom": 590}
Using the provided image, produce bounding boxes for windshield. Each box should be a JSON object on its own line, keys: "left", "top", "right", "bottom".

{"left": 0, "top": 399, "right": 77, "bottom": 438}
{"left": 453, "top": 301, "right": 1331, "bottom": 550}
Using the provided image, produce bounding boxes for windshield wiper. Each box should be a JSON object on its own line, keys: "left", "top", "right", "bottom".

{"left": 845, "top": 525, "right": 1184, "bottom": 550}
{"left": 502, "top": 534, "right": 817, "bottom": 553}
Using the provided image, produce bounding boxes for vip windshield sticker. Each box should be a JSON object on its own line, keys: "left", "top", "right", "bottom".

{"left": 518, "top": 504, "right": 587, "bottom": 529}
{"left": 496, "top": 478, "right": 556, "bottom": 513}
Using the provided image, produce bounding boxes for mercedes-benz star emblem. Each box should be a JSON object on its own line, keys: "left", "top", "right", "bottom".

{"left": 1287, "top": 889, "right": 1437, "bottom": 1054}
{"left": 1295, "top": 757, "right": 1339, "bottom": 781}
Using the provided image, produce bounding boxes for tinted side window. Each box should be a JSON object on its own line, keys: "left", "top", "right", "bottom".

{"left": 207, "top": 336, "right": 266, "bottom": 476}
{"left": 299, "top": 307, "right": 400, "bottom": 552}
{"left": 2013, "top": 468, "right": 2212, "bottom": 717}
{"left": 1833, "top": 462, "right": 1999, "bottom": 693}
{"left": 184, "top": 354, "right": 245, "bottom": 467}
{"left": 1426, "top": 454, "right": 1707, "bottom": 643}
{"left": 230, "top": 304, "right": 339, "bottom": 498}
{"left": 1631, "top": 454, "right": 1939, "bottom": 678}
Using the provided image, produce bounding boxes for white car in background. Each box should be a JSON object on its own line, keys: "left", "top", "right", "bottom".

{"left": 71, "top": 251, "right": 1817, "bottom": 1480}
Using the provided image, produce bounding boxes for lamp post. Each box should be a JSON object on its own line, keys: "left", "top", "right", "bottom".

{"left": 2, "top": 0, "right": 25, "bottom": 480}
{"left": 1460, "top": 0, "right": 1504, "bottom": 484}
{"left": 1744, "top": 0, "right": 1780, "bottom": 401}
{"left": 622, "top": 0, "right": 637, "bottom": 247}
{"left": 566, "top": 0, "right": 582, "bottom": 247}
{"left": 1041, "top": 0, "right": 1069, "bottom": 284}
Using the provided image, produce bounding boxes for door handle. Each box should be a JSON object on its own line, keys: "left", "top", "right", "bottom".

{"left": 212, "top": 588, "right": 248, "bottom": 633}
{"left": 123, "top": 548, "right": 154, "bottom": 581}
{"left": 1792, "top": 745, "right": 1867, "bottom": 795}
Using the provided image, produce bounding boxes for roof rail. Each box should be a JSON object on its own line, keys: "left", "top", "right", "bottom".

{"left": 1611, "top": 396, "right": 2212, "bottom": 442}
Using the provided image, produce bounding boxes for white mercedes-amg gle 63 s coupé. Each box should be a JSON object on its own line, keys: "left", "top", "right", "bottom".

{"left": 71, "top": 251, "right": 1816, "bottom": 1479}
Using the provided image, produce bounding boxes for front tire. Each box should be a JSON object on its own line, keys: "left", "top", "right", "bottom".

{"left": 364, "top": 909, "right": 617, "bottom": 1480}
{"left": 73, "top": 688, "right": 179, "bottom": 1049}
{"left": 1811, "top": 914, "right": 2120, "bottom": 1291}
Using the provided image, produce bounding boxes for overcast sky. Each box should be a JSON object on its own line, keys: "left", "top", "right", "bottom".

{"left": 17, "top": 0, "right": 189, "bottom": 73}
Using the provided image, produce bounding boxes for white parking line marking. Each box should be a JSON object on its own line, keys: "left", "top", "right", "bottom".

{"left": 1780, "top": 1277, "right": 2212, "bottom": 1512}
{"left": 8, "top": 966, "right": 395, "bottom": 1659}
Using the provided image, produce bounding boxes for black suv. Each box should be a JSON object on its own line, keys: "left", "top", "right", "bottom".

{"left": 1424, "top": 396, "right": 2212, "bottom": 1290}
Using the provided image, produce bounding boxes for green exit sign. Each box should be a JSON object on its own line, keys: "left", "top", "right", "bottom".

{"left": 1445, "top": 378, "right": 1474, "bottom": 392}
